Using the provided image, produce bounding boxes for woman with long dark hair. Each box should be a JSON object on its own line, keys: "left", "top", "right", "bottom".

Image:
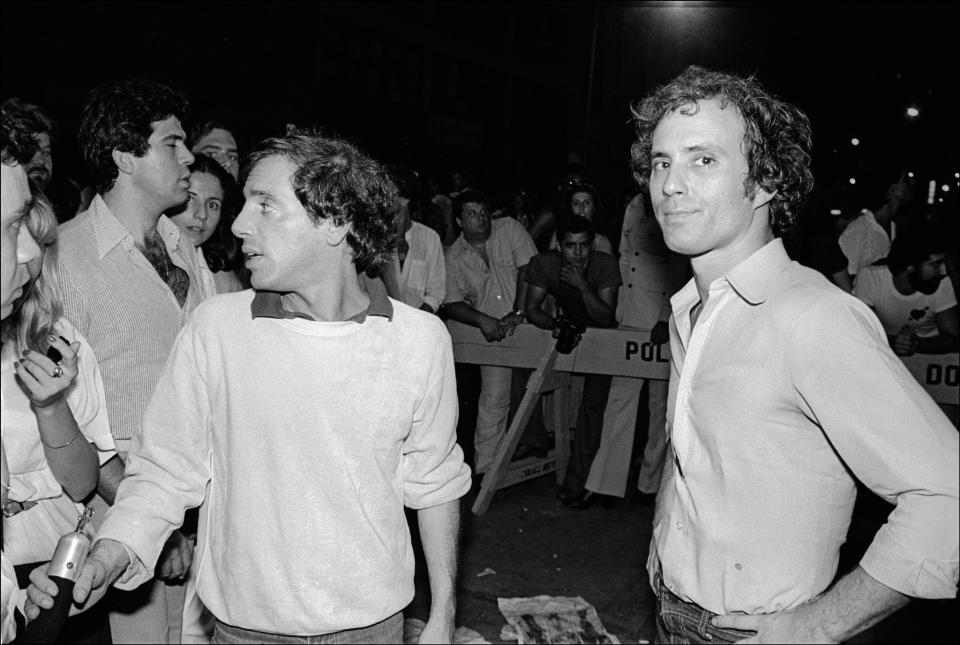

{"left": 168, "top": 153, "right": 248, "bottom": 294}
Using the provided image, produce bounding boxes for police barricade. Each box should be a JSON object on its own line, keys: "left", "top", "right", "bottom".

{"left": 900, "top": 352, "right": 960, "bottom": 406}
{"left": 448, "top": 320, "right": 958, "bottom": 515}
{"left": 448, "top": 321, "right": 669, "bottom": 514}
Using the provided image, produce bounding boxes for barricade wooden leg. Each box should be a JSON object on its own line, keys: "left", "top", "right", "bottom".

{"left": 553, "top": 386, "right": 570, "bottom": 485}
{"left": 472, "top": 348, "right": 559, "bottom": 515}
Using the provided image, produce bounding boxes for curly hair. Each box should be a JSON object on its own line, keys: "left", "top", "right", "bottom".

{"left": 245, "top": 132, "right": 399, "bottom": 271}
{"left": 630, "top": 65, "right": 813, "bottom": 235}
{"left": 191, "top": 154, "right": 243, "bottom": 274}
{"left": 1, "top": 97, "right": 56, "bottom": 143}
{"left": 79, "top": 78, "right": 190, "bottom": 194}
{"left": 1, "top": 100, "right": 40, "bottom": 165}
{"left": 0, "top": 193, "right": 61, "bottom": 353}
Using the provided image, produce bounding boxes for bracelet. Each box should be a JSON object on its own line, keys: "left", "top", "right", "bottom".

{"left": 40, "top": 427, "right": 82, "bottom": 450}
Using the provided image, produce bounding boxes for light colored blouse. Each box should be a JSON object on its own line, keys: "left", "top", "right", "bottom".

{"left": 1, "top": 317, "right": 116, "bottom": 563}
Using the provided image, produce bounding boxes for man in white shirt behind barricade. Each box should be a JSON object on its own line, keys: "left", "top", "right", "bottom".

{"left": 25, "top": 132, "right": 471, "bottom": 644}
{"left": 631, "top": 65, "right": 958, "bottom": 643}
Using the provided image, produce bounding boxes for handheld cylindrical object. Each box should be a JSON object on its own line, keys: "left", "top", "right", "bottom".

{"left": 17, "top": 532, "right": 90, "bottom": 644}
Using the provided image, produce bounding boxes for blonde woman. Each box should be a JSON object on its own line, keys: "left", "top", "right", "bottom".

{"left": 1, "top": 196, "right": 116, "bottom": 578}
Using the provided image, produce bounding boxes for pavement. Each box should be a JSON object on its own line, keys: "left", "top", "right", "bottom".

{"left": 406, "top": 474, "right": 657, "bottom": 643}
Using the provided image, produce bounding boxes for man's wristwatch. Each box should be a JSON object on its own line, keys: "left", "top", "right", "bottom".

{"left": 511, "top": 309, "right": 525, "bottom": 321}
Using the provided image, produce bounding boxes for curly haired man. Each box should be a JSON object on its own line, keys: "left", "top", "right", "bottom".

{"left": 633, "top": 66, "right": 958, "bottom": 643}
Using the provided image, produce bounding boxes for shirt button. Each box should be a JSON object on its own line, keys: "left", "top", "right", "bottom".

{"left": 627, "top": 284, "right": 633, "bottom": 288}
{"left": 634, "top": 252, "right": 639, "bottom": 256}
{"left": 630, "top": 267, "right": 636, "bottom": 272}
{"left": 675, "top": 520, "right": 683, "bottom": 530}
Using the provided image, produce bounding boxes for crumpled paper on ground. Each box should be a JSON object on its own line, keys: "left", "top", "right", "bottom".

{"left": 497, "top": 595, "right": 619, "bottom": 644}
{"left": 403, "top": 617, "right": 491, "bottom": 644}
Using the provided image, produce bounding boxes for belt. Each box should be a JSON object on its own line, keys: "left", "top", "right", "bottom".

{"left": 2, "top": 499, "right": 38, "bottom": 518}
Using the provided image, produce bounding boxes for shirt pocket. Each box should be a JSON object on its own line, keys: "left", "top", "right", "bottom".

{"left": 493, "top": 250, "right": 517, "bottom": 274}
{"left": 404, "top": 259, "right": 428, "bottom": 291}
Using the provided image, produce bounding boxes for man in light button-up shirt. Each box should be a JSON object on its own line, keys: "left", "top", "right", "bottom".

{"left": 630, "top": 65, "right": 958, "bottom": 643}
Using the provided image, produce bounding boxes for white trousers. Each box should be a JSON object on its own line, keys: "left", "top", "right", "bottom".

{"left": 475, "top": 365, "right": 513, "bottom": 474}
{"left": 585, "top": 377, "right": 668, "bottom": 496}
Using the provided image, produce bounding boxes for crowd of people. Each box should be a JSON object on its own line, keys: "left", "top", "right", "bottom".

{"left": 1, "top": 64, "right": 957, "bottom": 645}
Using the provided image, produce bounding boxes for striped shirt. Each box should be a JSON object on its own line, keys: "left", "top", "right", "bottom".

{"left": 52, "top": 194, "right": 209, "bottom": 441}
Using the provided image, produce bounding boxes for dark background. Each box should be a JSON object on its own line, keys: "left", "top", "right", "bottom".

{"left": 3, "top": 1, "right": 958, "bottom": 216}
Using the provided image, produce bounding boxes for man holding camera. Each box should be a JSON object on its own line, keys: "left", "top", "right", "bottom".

{"left": 524, "top": 215, "right": 620, "bottom": 506}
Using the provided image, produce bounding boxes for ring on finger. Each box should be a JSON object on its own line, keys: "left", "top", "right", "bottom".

{"left": 52, "top": 366, "right": 64, "bottom": 378}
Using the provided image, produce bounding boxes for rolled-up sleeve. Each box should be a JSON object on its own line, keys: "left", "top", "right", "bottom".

{"left": 791, "top": 297, "right": 959, "bottom": 598}
{"left": 402, "top": 325, "right": 471, "bottom": 509}
{"left": 95, "top": 322, "right": 212, "bottom": 588}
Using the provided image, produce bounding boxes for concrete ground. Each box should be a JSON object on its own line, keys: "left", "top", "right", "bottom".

{"left": 407, "top": 474, "right": 658, "bottom": 643}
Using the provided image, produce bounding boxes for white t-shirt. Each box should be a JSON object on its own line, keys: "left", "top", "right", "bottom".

{"left": 853, "top": 266, "right": 957, "bottom": 338}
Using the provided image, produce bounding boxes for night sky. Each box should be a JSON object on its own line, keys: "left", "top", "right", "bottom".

{"left": 3, "top": 1, "right": 957, "bottom": 215}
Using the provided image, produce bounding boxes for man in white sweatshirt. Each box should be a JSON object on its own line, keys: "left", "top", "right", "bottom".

{"left": 26, "top": 132, "right": 471, "bottom": 643}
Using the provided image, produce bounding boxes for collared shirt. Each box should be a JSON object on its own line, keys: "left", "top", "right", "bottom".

{"left": 617, "top": 194, "right": 689, "bottom": 330}
{"left": 651, "top": 238, "right": 958, "bottom": 615}
{"left": 838, "top": 210, "right": 895, "bottom": 275}
{"left": 52, "top": 194, "right": 209, "bottom": 441}
{"left": 250, "top": 274, "right": 394, "bottom": 323}
{"left": 387, "top": 222, "right": 446, "bottom": 312}
{"left": 444, "top": 217, "right": 537, "bottom": 317}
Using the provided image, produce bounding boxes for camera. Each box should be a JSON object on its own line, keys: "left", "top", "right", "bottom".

{"left": 553, "top": 315, "right": 586, "bottom": 354}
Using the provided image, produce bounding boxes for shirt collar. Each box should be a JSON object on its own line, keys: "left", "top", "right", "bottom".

{"left": 250, "top": 275, "right": 394, "bottom": 323}
{"left": 88, "top": 195, "right": 184, "bottom": 259}
{"left": 89, "top": 194, "right": 134, "bottom": 258}
{"left": 156, "top": 215, "right": 184, "bottom": 252}
{"left": 670, "top": 237, "right": 792, "bottom": 315}
{"left": 724, "top": 238, "right": 791, "bottom": 306}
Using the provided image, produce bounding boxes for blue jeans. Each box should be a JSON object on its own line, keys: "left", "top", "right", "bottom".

{"left": 211, "top": 612, "right": 403, "bottom": 644}
{"left": 654, "top": 570, "right": 755, "bottom": 644}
